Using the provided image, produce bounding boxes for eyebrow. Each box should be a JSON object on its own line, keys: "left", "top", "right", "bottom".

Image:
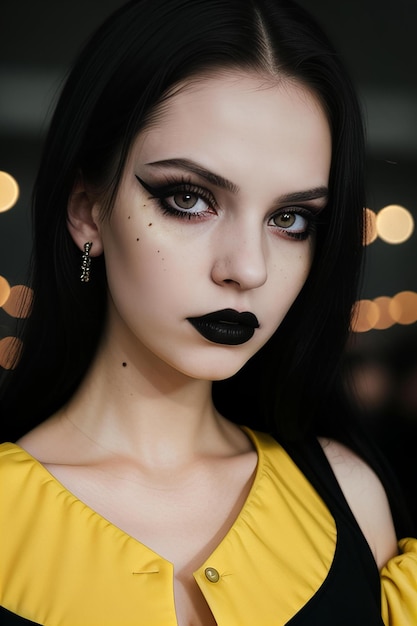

{"left": 277, "top": 188, "right": 329, "bottom": 205}
{"left": 146, "top": 157, "right": 328, "bottom": 205}
{"left": 146, "top": 158, "right": 239, "bottom": 193}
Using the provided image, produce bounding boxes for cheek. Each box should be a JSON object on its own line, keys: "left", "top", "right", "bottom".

{"left": 265, "top": 245, "right": 313, "bottom": 320}
{"left": 103, "top": 219, "right": 199, "bottom": 313}
{"left": 288, "top": 249, "right": 314, "bottom": 301}
{"left": 273, "top": 239, "right": 314, "bottom": 283}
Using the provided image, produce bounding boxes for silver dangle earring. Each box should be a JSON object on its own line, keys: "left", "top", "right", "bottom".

{"left": 80, "top": 241, "right": 93, "bottom": 283}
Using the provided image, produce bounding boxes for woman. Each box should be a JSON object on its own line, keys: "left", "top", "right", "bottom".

{"left": 0, "top": 1, "right": 415, "bottom": 624}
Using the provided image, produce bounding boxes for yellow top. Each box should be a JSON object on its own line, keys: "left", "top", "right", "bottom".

{"left": 0, "top": 429, "right": 416, "bottom": 625}
{"left": 381, "top": 537, "right": 417, "bottom": 626}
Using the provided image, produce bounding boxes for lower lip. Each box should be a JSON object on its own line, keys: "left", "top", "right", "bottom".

{"left": 188, "top": 319, "right": 256, "bottom": 345}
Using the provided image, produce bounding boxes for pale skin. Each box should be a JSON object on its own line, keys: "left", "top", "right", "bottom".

{"left": 18, "top": 71, "right": 398, "bottom": 626}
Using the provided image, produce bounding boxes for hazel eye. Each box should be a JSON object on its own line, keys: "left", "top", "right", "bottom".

{"left": 173, "top": 193, "right": 199, "bottom": 210}
{"left": 165, "top": 191, "right": 211, "bottom": 214}
{"left": 135, "top": 175, "right": 217, "bottom": 220}
{"left": 272, "top": 212, "right": 296, "bottom": 228}
{"left": 268, "top": 209, "right": 315, "bottom": 240}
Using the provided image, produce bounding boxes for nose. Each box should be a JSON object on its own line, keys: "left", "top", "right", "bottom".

{"left": 210, "top": 222, "right": 268, "bottom": 290}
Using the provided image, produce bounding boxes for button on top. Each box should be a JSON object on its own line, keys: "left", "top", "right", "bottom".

{"left": 205, "top": 567, "right": 220, "bottom": 583}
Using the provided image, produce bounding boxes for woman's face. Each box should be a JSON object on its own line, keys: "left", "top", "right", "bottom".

{"left": 94, "top": 71, "right": 331, "bottom": 381}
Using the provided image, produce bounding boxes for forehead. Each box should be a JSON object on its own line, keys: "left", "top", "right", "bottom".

{"left": 132, "top": 71, "right": 331, "bottom": 189}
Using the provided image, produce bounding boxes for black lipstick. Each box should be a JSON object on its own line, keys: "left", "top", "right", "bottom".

{"left": 187, "top": 309, "right": 260, "bottom": 346}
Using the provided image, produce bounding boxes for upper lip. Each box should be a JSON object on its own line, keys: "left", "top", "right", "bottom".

{"left": 187, "top": 309, "right": 260, "bottom": 328}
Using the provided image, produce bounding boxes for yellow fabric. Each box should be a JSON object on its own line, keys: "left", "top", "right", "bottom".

{"left": 1, "top": 429, "right": 416, "bottom": 625}
{"left": 1, "top": 430, "right": 336, "bottom": 625}
{"left": 381, "top": 537, "right": 417, "bottom": 626}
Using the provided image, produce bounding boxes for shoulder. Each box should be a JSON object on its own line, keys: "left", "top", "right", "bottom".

{"left": 0, "top": 443, "right": 37, "bottom": 540}
{"left": 319, "top": 437, "right": 398, "bottom": 569}
{"left": 0, "top": 441, "right": 23, "bottom": 469}
{"left": 0, "top": 442, "right": 38, "bottom": 494}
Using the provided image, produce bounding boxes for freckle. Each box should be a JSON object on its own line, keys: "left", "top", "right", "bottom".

{"left": 157, "top": 250, "right": 160, "bottom": 253}
{"left": 122, "top": 362, "right": 127, "bottom": 367}
{"left": 128, "top": 216, "right": 131, "bottom": 220}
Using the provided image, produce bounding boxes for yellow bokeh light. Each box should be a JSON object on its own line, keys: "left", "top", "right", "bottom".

{"left": 0, "top": 336, "right": 23, "bottom": 370}
{"left": 389, "top": 291, "right": 417, "bottom": 325}
{"left": 363, "top": 208, "right": 377, "bottom": 245}
{"left": 2, "top": 285, "right": 34, "bottom": 319}
{"left": 351, "top": 299, "right": 380, "bottom": 332}
{"left": 376, "top": 204, "right": 414, "bottom": 244}
{"left": 0, "top": 275, "right": 11, "bottom": 307}
{"left": 373, "top": 296, "right": 396, "bottom": 330}
{"left": 0, "top": 171, "right": 20, "bottom": 213}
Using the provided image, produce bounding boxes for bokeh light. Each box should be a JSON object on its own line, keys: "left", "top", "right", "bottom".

{"left": 389, "top": 291, "right": 417, "bottom": 325}
{"left": 363, "top": 208, "right": 378, "bottom": 245}
{"left": 376, "top": 204, "right": 414, "bottom": 244}
{"left": 0, "top": 171, "right": 20, "bottom": 213}
{"left": 2, "top": 284, "right": 34, "bottom": 318}
{"left": 353, "top": 291, "right": 417, "bottom": 332}
{"left": 0, "top": 275, "right": 11, "bottom": 307}
{"left": 0, "top": 336, "right": 23, "bottom": 370}
{"left": 372, "top": 296, "right": 396, "bottom": 330}
{"left": 352, "top": 299, "right": 380, "bottom": 332}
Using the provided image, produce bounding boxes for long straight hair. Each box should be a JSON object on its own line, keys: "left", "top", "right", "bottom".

{"left": 0, "top": 0, "right": 365, "bottom": 444}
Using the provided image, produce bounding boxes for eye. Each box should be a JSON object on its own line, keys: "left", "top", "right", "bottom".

{"left": 272, "top": 212, "right": 297, "bottom": 229}
{"left": 268, "top": 209, "right": 315, "bottom": 240}
{"left": 173, "top": 192, "right": 198, "bottom": 209}
{"left": 135, "top": 175, "right": 216, "bottom": 219}
{"left": 168, "top": 192, "right": 210, "bottom": 213}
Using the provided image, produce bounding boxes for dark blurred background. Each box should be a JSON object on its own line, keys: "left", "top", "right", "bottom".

{"left": 0, "top": 1, "right": 416, "bottom": 526}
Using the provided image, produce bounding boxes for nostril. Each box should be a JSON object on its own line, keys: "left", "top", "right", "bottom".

{"left": 221, "top": 278, "right": 242, "bottom": 287}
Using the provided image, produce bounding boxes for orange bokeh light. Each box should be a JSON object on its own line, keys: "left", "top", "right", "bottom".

{"left": 0, "top": 275, "right": 11, "bottom": 307}
{"left": 353, "top": 291, "right": 417, "bottom": 332}
{"left": 2, "top": 285, "right": 34, "bottom": 318}
{"left": 0, "top": 336, "right": 23, "bottom": 370}
{"left": 363, "top": 208, "right": 377, "bottom": 245}
{"left": 373, "top": 296, "right": 396, "bottom": 330}
{"left": 0, "top": 171, "right": 20, "bottom": 213}
{"left": 389, "top": 291, "right": 417, "bottom": 325}
{"left": 351, "top": 299, "right": 380, "bottom": 332}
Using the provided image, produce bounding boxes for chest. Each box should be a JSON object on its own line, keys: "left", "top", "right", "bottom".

{"left": 3, "top": 437, "right": 384, "bottom": 625}
{"left": 44, "top": 455, "right": 257, "bottom": 626}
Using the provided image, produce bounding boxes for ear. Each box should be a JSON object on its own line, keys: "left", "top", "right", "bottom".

{"left": 67, "top": 176, "right": 104, "bottom": 257}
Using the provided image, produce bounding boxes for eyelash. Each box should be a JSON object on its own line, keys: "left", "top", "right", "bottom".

{"left": 136, "top": 176, "right": 216, "bottom": 220}
{"left": 135, "top": 175, "right": 319, "bottom": 239}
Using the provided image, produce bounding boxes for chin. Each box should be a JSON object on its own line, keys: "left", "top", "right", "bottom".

{"left": 183, "top": 358, "right": 250, "bottom": 383}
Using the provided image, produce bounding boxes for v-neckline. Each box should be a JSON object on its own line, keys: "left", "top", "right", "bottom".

{"left": 5, "top": 426, "right": 263, "bottom": 562}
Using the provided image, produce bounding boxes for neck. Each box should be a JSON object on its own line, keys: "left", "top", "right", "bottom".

{"left": 61, "top": 332, "right": 227, "bottom": 467}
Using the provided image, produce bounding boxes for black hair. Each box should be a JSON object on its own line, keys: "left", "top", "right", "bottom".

{"left": 0, "top": 0, "right": 365, "bottom": 443}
